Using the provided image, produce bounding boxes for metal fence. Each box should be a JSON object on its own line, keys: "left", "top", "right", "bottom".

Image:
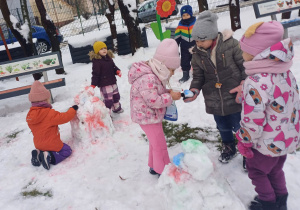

{"left": 1, "top": 0, "right": 262, "bottom": 37}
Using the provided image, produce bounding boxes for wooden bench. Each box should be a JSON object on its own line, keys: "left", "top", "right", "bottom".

{"left": 0, "top": 78, "right": 65, "bottom": 100}
{"left": 0, "top": 51, "right": 65, "bottom": 102}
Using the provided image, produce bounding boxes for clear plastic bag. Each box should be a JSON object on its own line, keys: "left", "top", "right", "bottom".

{"left": 164, "top": 101, "right": 178, "bottom": 121}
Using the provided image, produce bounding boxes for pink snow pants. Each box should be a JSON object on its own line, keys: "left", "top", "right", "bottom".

{"left": 140, "top": 123, "right": 170, "bottom": 174}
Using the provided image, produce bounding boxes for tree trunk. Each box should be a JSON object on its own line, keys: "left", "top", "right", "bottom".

{"left": 117, "top": 0, "right": 142, "bottom": 55}
{"left": 0, "top": 0, "right": 42, "bottom": 80}
{"left": 197, "top": 0, "right": 209, "bottom": 12}
{"left": 229, "top": 0, "right": 241, "bottom": 31}
{"left": 35, "top": 0, "right": 65, "bottom": 74}
{"left": 0, "top": 0, "right": 35, "bottom": 57}
{"left": 105, "top": 0, "right": 118, "bottom": 52}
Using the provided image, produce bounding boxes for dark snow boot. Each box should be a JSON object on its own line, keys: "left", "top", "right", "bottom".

{"left": 218, "top": 142, "right": 237, "bottom": 163}
{"left": 149, "top": 168, "right": 159, "bottom": 175}
{"left": 39, "top": 151, "right": 51, "bottom": 170}
{"left": 249, "top": 196, "right": 279, "bottom": 210}
{"left": 179, "top": 71, "right": 190, "bottom": 83}
{"left": 31, "top": 149, "right": 41, "bottom": 167}
{"left": 243, "top": 156, "right": 248, "bottom": 172}
{"left": 276, "top": 194, "right": 288, "bottom": 210}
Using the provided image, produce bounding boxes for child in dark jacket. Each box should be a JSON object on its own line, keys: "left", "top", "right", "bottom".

{"left": 26, "top": 81, "right": 78, "bottom": 170}
{"left": 174, "top": 5, "right": 196, "bottom": 83}
{"left": 183, "top": 11, "right": 247, "bottom": 163}
{"left": 89, "top": 41, "right": 123, "bottom": 113}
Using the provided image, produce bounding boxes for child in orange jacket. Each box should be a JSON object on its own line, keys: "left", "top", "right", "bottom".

{"left": 26, "top": 81, "right": 78, "bottom": 170}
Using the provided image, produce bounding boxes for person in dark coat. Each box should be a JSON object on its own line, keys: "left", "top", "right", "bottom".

{"left": 88, "top": 41, "right": 123, "bottom": 114}
{"left": 174, "top": 5, "right": 196, "bottom": 83}
{"left": 184, "top": 11, "right": 247, "bottom": 164}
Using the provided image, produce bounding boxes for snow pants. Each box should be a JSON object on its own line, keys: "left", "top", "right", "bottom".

{"left": 49, "top": 143, "right": 72, "bottom": 165}
{"left": 246, "top": 149, "right": 288, "bottom": 202}
{"left": 100, "top": 84, "right": 121, "bottom": 112}
{"left": 140, "top": 123, "right": 170, "bottom": 174}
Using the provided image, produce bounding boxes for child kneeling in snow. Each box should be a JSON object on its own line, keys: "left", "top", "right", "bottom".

{"left": 128, "top": 39, "right": 182, "bottom": 176}
{"left": 26, "top": 81, "right": 78, "bottom": 170}
{"left": 237, "top": 21, "right": 300, "bottom": 210}
{"left": 89, "top": 41, "right": 123, "bottom": 114}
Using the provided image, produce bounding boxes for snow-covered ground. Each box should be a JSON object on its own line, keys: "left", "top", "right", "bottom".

{"left": 0, "top": 7, "right": 300, "bottom": 210}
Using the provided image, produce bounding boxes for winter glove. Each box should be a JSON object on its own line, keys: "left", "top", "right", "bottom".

{"left": 183, "top": 88, "right": 200, "bottom": 103}
{"left": 72, "top": 105, "right": 79, "bottom": 111}
{"left": 116, "top": 70, "right": 122, "bottom": 77}
{"left": 229, "top": 80, "right": 244, "bottom": 104}
{"left": 237, "top": 141, "right": 254, "bottom": 159}
{"left": 91, "top": 85, "right": 96, "bottom": 88}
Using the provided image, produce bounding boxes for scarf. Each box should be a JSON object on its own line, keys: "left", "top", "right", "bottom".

{"left": 148, "top": 58, "right": 170, "bottom": 87}
{"left": 244, "top": 59, "right": 293, "bottom": 76}
{"left": 180, "top": 16, "right": 196, "bottom": 26}
{"left": 31, "top": 101, "right": 52, "bottom": 109}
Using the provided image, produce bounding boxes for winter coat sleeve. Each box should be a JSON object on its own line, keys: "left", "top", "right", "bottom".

{"left": 49, "top": 108, "right": 76, "bottom": 126}
{"left": 190, "top": 54, "right": 205, "bottom": 90}
{"left": 236, "top": 78, "right": 269, "bottom": 146}
{"left": 91, "top": 61, "right": 101, "bottom": 86}
{"left": 139, "top": 75, "right": 173, "bottom": 109}
{"left": 112, "top": 60, "right": 120, "bottom": 74}
{"left": 174, "top": 25, "right": 182, "bottom": 46}
{"left": 232, "top": 39, "right": 247, "bottom": 80}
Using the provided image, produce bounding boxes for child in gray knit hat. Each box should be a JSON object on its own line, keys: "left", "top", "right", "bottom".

{"left": 184, "top": 10, "right": 247, "bottom": 164}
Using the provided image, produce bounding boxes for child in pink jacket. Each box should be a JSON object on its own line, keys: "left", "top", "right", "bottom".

{"left": 237, "top": 21, "right": 299, "bottom": 210}
{"left": 128, "top": 39, "right": 182, "bottom": 176}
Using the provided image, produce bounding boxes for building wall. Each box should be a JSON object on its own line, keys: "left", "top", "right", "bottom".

{"left": 29, "top": 0, "right": 75, "bottom": 27}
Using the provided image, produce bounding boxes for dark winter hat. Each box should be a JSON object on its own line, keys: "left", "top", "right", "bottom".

{"left": 180, "top": 5, "right": 193, "bottom": 17}
{"left": 192, "top": 10, "right": 218, "bottom": 41}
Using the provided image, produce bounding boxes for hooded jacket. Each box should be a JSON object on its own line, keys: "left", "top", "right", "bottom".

{"left": 236, "top": 38, "right": 299, "bottom": 157}
{"left": 89, "top": 50, "right": 120, "bottom": 87}
{"left": 128, "top": 61, "right": 173, "bottom": 125}
{"left": 26, "top": 107, "right": 76, "bottom": 151}
{"left": 190, "top": 30, "right": 246, "bottom": 116}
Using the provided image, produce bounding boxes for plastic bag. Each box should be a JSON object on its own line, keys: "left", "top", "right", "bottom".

{"left": 164, "top": 101, "right": 178, "bottom": 121}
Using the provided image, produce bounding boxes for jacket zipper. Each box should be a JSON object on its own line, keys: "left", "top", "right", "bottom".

{"left": 207, "top": 53, "right": 225, "bottom": 116}
{"left": 222, "top": 54, "right": 226, "bottom": 67}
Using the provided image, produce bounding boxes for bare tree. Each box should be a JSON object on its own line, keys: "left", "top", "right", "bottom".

{"left": 229, "top": 0, "right": 241, "bottom": 31}
{"left": 117, "top": 0, "right": 142, "bottom": 55}
{"left": 197, "top": 0, "right": 208, "bottom": 12}
{"left": 35, "top": 0, "right": 65, "bottom": 74}
{"left": 0, "top": 0, "right": 35, "bottom": 57}
{"left": 105, "top": 0, "right": 118, "bottom": 52}
{"left": 0, "top": 0, "right": 42, "bottom": 80}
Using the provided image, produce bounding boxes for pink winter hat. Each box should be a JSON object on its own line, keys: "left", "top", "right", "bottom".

{"left": 28, "top": 80, "right": 51, "bottom": 102}
{"left": 240, "top": 21, "right": 284, "bottom": 56}
{"left": 153, "top": 38, "right": 180, "bottom": 69}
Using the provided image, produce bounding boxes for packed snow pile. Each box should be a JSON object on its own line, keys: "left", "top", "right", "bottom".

{"left": 158, "top": 139, "right": 246, "bottom": 210}
{"left": 71, "top": 85, "right": 114, "bottom": 144}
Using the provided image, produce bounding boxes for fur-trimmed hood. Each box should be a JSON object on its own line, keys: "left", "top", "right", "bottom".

{"left": 189, "top": 29, "right": 234, "bottom": 54}
{"left": 88, "top": 49, "right": 115, "bottom": 60}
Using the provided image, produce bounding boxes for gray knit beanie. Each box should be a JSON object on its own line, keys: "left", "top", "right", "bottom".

{"left": 192, "top": 11, "right": 218, "bottom": 41}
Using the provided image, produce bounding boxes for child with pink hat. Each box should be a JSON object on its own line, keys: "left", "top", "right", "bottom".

{"left": 237, "top": 21, "right": 299, "bottom": 210}
{"left": 26, "top": 81, "right": 78, "bottom": 170}
{"left": 128, "top": 39, "right": 182, "bottom": 177}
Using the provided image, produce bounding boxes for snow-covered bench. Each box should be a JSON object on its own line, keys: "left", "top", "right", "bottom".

{"left": 0, "top": 51, "right": 65, "bottom": 101}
